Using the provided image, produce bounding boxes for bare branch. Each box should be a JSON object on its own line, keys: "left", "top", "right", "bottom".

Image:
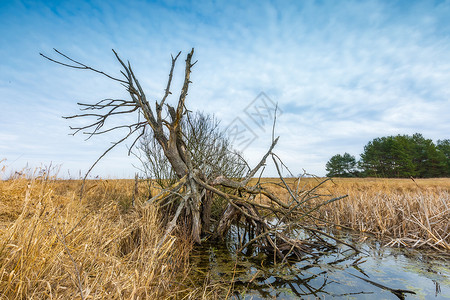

{"left": 242, "top": 137, "right": 279, "bottom": 185}
{"left": 157, "top": 198, "right": 186, "bottom": 249}
{"left": 146, "top": 174, "right": 188, "bottom": 205}
{"left": 79, "top": 126, "right": 142, "bottom": 198}
{"left": 159, "top": 51, "right": 181, "bottom": 110}
{"left": 40, "top": 49, "right": 128, "bottom": 83}
{"left": 174, "top": 48, "right": 195, "bottom": 129}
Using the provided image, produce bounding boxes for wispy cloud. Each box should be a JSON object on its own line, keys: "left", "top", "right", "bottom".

{"left": 1, "top": 0, "right": 449, "bottom": 177}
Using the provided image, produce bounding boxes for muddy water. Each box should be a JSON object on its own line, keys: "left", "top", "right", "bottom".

{"left": 190, "top": 228, "right": 450, "bottom": 299}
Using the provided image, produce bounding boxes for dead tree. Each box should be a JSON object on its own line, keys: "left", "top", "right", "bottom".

{"left": 136, "top": 111, "right": 247, "bottom": 232}
{"left": 41, "top": 48, "right": 351, "bottom": 258}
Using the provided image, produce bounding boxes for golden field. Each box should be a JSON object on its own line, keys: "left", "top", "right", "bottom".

{"left": 0, "top": 174, "right": 449, "bottom": 299}
{"left": 0, "top": 176, "right": 207, "bottom": 299}
{"left": 254, "top": 176, "right": 450, "bottom": 251}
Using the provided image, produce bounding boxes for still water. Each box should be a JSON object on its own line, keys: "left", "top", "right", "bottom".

{"left": 190, "top": 228, "right": 450, "bottom": 299}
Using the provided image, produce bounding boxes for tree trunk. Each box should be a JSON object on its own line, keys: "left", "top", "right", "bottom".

{"left": 201, "top": 190, "right": 213, "bottom": 233}
{"left": 214, "top": 203, "right": 238, "bottom": 239}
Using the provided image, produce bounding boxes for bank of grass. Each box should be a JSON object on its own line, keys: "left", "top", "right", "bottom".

{"left": 256, "top": 177, "right": 450, "bottom": 251}
{"left": 0, "top": 175, "right": 217, "bottom": 299}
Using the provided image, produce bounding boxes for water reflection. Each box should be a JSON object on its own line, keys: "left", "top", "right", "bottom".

{"left": 190, "top": 227, "right": 450, "bottom": 299}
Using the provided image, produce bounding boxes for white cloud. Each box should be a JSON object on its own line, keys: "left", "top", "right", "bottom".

{"left": 1, "top": 0, "right": 449, "bottom": 177}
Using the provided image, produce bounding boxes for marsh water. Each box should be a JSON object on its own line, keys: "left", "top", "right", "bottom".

{"left": 190, "top": 227, "right": 450, "bottom": 299}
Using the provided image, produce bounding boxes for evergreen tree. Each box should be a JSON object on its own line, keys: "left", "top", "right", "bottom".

{"left": 410, "top": 134, "right": 444, "bottom": 177}
{"left": 359, "top": 136, "right": 410, "bottom": 177}
{"left": 436, "top": 139, "right": 450, "bottom": 176}
{"left": 359, "top": 134, "right": 448, "bottom": 178}
{"left": 325, "top": 153, "right": 357, "bottom": 177}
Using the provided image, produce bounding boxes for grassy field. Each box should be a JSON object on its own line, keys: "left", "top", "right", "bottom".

{"left": 254, "top": 176, "right": 450, "bottom": 251}
{"left": 0, "top": 174, "right": 449, "bottom": 298}
{"left": 322, "top": 178, "right": 449, "bottom": 250}
{"left": 0, "top": 176, "right": 205, "bottom": 299}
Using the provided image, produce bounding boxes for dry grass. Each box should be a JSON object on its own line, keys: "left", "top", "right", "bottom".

{"left": 255, "top": 177, "right": 450, "bottom": 251}
{"left": 1, "top": 169, "right": 448, "bottom": 299}
{"left": 326, "top": 178, "right": 449, "bottom": 251}
{"left": 0, "top": 174, "right": 207, "bottom": 299}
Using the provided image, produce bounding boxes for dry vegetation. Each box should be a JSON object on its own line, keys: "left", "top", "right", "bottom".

{"left": 0, "top": 173, "right": 213, "bottom": 299}
{"left": 1, "top": 169, "right": 448, "bottom": 299}
{"left": 327, "top": 178, "right": 449, "bottom": 250}
{"left": 254, "top": 177, "right": 449, "bottom": 251}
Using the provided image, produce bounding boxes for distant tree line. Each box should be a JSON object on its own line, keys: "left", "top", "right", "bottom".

{"left": 326, "top": 133, "right": 450, "bottom": 178}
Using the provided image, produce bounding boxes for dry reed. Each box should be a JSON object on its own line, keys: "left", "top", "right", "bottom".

{"left": 256, "top": 177, "right": 449, "bottom": 251}
{"left": 0, "top": 173, "right": 208, "bottom": 299}
{"left": 1, "top": 166, "right": 448, "bottom": 299}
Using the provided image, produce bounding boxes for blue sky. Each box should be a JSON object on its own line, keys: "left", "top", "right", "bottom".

{"left": 1, "top": 0, "right": 449, "bottom": 178}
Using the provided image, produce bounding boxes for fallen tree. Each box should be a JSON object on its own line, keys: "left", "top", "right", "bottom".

{"left": 41, "top": 48, "right": 351, "bottom": 260}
